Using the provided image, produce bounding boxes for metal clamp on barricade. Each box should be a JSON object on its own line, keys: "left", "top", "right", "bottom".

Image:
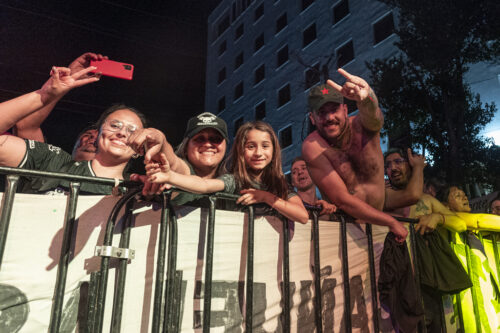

{"left": 94, "top": 245, "right": 135, "bottom": 260}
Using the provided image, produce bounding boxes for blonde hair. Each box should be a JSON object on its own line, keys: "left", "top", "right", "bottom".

{"left": 231, "top": 121, "right": 288, "bottom": 199}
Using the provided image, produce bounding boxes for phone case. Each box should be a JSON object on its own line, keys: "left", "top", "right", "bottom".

{"left": 90, "top": 59, "right": 134, "bottom": 80}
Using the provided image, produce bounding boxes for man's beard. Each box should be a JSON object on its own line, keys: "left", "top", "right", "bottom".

{"left": 319, "top": 120, "right": 351, "bottom": 150}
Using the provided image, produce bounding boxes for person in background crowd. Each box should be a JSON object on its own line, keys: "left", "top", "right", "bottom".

{"left": 71, "top": 125, "right": 98, "bottom": 161}
{"left": 384, "top": 148, "right": 471, "bottom": 333}
{"left": 437, "top": 186, "right": 500, "bottom": 231}
{"left": 437, "top": 185, "right": 500, "bottom": 332}
{"left": 290, "top": 156, "right": 336, "bottom": 218}
{"left": 128, "top": 112, "right": 229, "bottom": 205}
{"left": 384, "top": 147, "right": 466, "bottom": 234}
{"left": 490, "top": 194, "right": 500, "bottom": 215}
{"left": 301, "top": 69, "right": 408, "bottom": 241}
{"left": 423, "top": 177, "right": 445, "bottom": 198}
{"left": 144, "top": 121, "right": 309, "bottom": 223}
{"left": 0, "top": 65, "right": 146, "bottom": 194}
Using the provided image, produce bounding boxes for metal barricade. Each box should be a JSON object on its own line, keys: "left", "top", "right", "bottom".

{"left": 1, "top": 166, "right": 499, "bottom": 332}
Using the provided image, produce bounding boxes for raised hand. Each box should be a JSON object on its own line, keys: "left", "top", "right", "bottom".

{"left": 39, "top": 66, "right": 99, "bottom": 104}
{"left": 127, "top": 128, "right": 166, "bottom": 163}
{"left": 407, "top": 148, "right": 426, "bottom": 170}
{"left": 327, "top": 68, "right": 375, "bottom": 103}
{"left": 68, "top": 52, "right": 108, "bottom": 77}
{"left": 146, "top": 153, "right": 172, "bottom": 183}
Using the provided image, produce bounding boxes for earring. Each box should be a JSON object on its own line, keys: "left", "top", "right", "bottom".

{"left": 132, "top": 153, "right": 140, "bottom": 159}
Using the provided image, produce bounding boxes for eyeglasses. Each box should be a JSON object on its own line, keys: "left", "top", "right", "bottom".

{"left": 384, "top": 158, "right": 406, "bottom": 169}
{"left": 191, "top": 135, "right": 224, "bottom": 145}
{"left": 103, "top": 119, "right": 138, "bottom": 135}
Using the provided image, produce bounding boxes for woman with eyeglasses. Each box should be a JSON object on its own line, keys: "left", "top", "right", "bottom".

{"left": 0, "top": 66, "right": 146, "bottom": 195}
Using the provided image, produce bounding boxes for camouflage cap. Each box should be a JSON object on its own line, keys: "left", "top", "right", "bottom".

{"left": 308, "top": 83, "right": 344, "bottom": 113}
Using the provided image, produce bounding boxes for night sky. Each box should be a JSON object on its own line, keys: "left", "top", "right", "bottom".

{"left": 0, "top": 0, "right": 221, "bottom": 153}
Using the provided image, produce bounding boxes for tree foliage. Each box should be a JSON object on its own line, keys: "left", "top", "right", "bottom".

{"left": 368, "top": 0, "right": 500, "bottom": 188}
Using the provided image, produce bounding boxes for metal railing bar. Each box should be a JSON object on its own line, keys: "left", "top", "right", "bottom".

{"left": 281, "top": 216, "right": 291, "bottom": 333}
{"left": 110, "top": 199, "right": 136, "bottom": 332}
{"left": 202, "top": 196, "right": 217, "bottom": 332}
{"left": 49, "top": 182, "right": 81, "bottom": 333}
{"left": 462, "top": 232, "right": 482, "bottom": 333}
{"left": 339, "top": 214, "right": 351, "bottom": 333}
{"left": 245, "top": 205, "right": 255, "bottom": 333}
{"left": 311, "top": 210, "right": 323, "bottom": 333}
{"left": 87, "top": 271, "right": 99, "bottom": 332}
{"left": 365, "top": 224, "right": 380, "bottom": 333}
{"left": 172, "top": 270, "right": 183, "bottom": 331}
{"left": 0, "top": 174, "right": 19, "bottom": 269}
{"left": 164, "top": 203, "right": 179, "bottom": 332}
{"left": 0, "top": 166, "right": 138, "bottom": 188}
{"left": 94, "top": 187, "right": 142, "bottom": 333}
{"left": 492, "top": 234, "right": 500, "bottom": 295}
{"left": 152, "top": 193, "right": 170, "bottom": 333}
{"left": 409, "top": 223, "right": 427, "bottom": 333}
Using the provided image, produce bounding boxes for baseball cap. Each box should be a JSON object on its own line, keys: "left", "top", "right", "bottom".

{"left": 184, "top": 112, "right": 228, "bottom": 141}
{"left": 308, "top": 83, "right": 344, "bottom": 113}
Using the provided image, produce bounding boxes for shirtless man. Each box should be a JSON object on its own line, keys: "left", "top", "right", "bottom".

{"left": 290, "top": 156, "right": 336, "bottom": 217}
{"left": 384, "top": 148, "right": 467, "bottom": 234}
{"left": 302, "top": 69, "right": 407, "bottom": 241}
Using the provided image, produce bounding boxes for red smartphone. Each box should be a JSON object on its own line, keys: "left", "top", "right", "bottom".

{"left": 90, "top": 59, "right": 134, "bottom": 80}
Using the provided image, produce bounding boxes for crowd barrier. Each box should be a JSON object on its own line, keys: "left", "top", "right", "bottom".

{"left": 0, "top": 166, "right": 498, "bottom": 332}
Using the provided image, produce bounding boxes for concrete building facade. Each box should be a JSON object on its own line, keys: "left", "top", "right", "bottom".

{"left": 205, "top": 0, "right": 500, "bottom": 172}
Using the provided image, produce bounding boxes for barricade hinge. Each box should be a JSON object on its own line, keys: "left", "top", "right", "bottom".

{"left": 95, "top": 245, "right": 135, "bottom": 260}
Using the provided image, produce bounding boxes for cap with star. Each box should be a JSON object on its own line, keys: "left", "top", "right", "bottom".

{"left": 308, "top": 83, "right": 344, "bottom": 113}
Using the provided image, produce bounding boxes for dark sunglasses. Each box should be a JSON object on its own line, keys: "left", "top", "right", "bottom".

{"left": 192, "top": 134, "right": 224, "bottom": 145}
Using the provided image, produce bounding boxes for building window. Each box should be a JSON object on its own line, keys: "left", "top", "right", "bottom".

{"left": 254, "top": 64, "right": 265, "bottom": 85}
{"left": 301, "top": 0, "right": 314, "bottom": 12}
{"left": 254, "top": 3, "right": 264, "bottom": 22}
{"left": 280, "top": 125, "right": 293, "bottom": 148}
{"left": 277, "top": 45, "right": 289, "bottom": 68}
{"left": 278, "top": 84, "right": 291, "bottom": 107}
{"left": 218, "top": 40, "right": 227, "bottom": 56}
{"left": 235, "top": 23, "right": 244, "bottom": 41}
{"left": 276, "top": 13, "right": 287, "bottom": 33}
{"left": 234, "top": 81, "right": 244, "bottom": 100}
{"left": 235, "top": 52, "right": 244, "bottom": 70}
{"left": 255, "top": 101, "right": 266, "bottom": 120}
{"left": 302, "top": 23, "right": 317, "bottom": 48}
{"left": 336, "top": 40, "right": 354, "bottom": 68}
{"left": 254, "top": 33, "right": 265, "bottom": 52}
{"left": 234, "top": 116, "right": 244, "bottom": 136}
{"left": 333, "top": 0, "right": 349, "bottom": 24}
{"left": 216, "top": 14, "right": 230, "bottom": 38}
{"left": 304, "top": 64, "right": 320, "bottom": 90}
{"left": 373, "top": 12, "right": 395, "bottom": 45}
{"left": 217, "top": 67, "right": 226, "bottom": 85}
{"left": 218, "top": 96, "right": 226, "bottom": 112}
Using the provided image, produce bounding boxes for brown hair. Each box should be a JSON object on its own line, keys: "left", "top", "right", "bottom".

{"left": 230, "top": 121, "right": 288, "bottom": 199}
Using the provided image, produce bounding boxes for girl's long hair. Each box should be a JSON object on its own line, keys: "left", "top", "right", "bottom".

{"left": 231, "top": 121, "right": 288, "bottom": 199}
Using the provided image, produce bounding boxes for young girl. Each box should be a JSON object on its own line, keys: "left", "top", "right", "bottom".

{"left": 146, "top": 121, "right": 309, "bottom": 223}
